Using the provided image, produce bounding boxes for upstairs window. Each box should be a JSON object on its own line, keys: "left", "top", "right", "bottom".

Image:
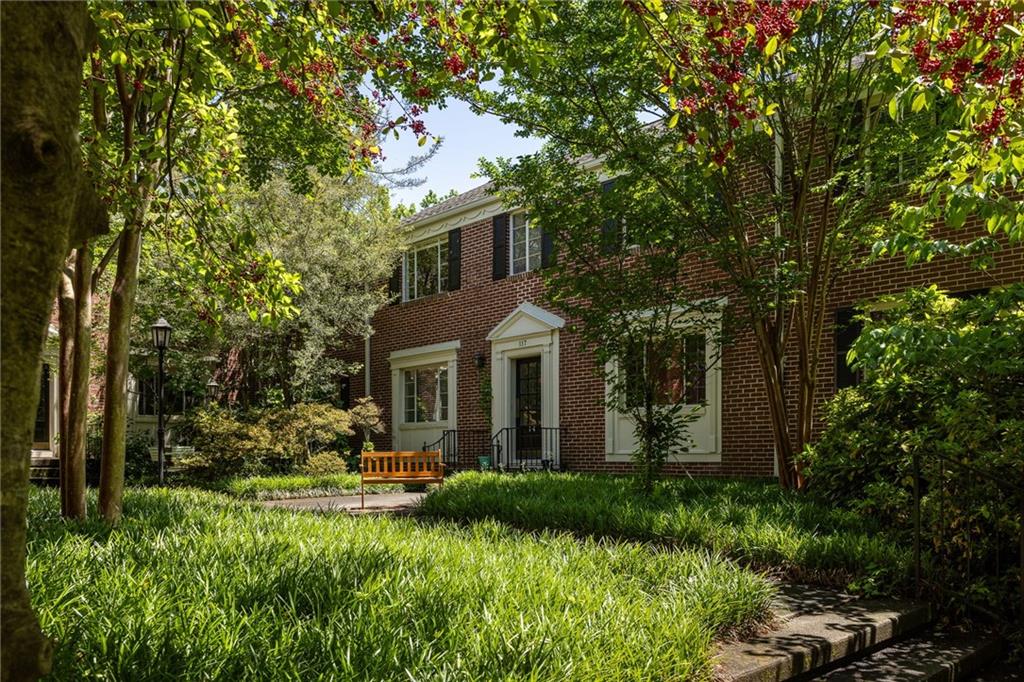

{"left": 403, "top": 365, "right": 449, "bottom": 423}
{"left": 510, "top": 212, "right": 542, "bottom": 274}
{"left": 404, "top": 238, "right": 449, "bottom": 301}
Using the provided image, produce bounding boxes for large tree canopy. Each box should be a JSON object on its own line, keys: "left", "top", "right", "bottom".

{"left": 471, "top": 0, "right": 979, "bottom": 487}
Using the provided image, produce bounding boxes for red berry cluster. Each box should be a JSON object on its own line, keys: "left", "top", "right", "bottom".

{"left": 892, "top": 1, "right": 1023, "bottom": 142}
{"left": 644, "top": 0, "right": 808, "bottom": 165}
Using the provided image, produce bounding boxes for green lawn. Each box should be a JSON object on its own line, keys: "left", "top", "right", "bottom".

{"left": 421, "top": 472, "right": 911, "bottom": 594}
{"left": 197, "top": 472, "right": 401, "bottom": 500}
{"left": 28, "top": 487, "right": 774, "bottom": 680}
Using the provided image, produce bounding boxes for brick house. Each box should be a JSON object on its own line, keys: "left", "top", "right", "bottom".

{"left": 339, "top": 175, "right": 1023, "bottom": 478}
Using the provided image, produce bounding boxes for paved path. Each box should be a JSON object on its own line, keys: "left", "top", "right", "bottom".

{"left": 262, "top": 491, "right": 427, "bottom": 514}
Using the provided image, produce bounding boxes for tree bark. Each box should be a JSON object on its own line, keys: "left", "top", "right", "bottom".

{"left": 57, "top": 262, "right": 75, "bottom": 517}
{"left": 98, "top": 222, "right": 144, "bottom": 523}
{"left": 64, "top": 246, "right": 93, "bottom": 520}
{"left": 1, "top": 3, "right": 104, "bottom": 679}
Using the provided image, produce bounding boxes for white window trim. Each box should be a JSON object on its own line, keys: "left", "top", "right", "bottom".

{"left": 389, "top": 341, "right": 459, "bottom": 442}
{"left": 402, "top": 365, "right": 450, "bottom": 424}
{"left": 604, "top": 305, "right": 724, "bottom": 464}
{"left": 509, "top": 211, "right": 542, "bottom": 275}
{"left": 403, "top": 236, "right": 448, "bottom": 302}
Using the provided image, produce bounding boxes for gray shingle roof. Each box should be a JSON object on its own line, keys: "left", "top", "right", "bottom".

{"left": 401, "top": 181, "right": 495, "bottom": 226}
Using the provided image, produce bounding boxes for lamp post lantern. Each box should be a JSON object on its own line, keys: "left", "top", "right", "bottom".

{"left": 151, "top": 317, "right": 172, "bottom": 485}
{"left": 205, "top": 377, "right": 219, "bottom": 406}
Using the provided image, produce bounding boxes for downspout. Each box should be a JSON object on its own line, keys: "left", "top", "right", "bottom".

{"left": 773, "top": 123, "right": 784, "bottom": 479}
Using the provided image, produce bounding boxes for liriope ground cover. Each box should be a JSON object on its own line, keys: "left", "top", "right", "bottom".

{"left": 421, "top": 472, "right": 911, "bottom": 594}
{"left": 211, "top": 472, "right": 400, "bottom": 500}
{"left": 28, "top": 487, "right": 773, "bottom": 681}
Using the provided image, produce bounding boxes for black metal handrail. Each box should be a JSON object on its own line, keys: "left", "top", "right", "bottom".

{"left": 491, "top": 426, "right": 562, "bottom": 471}
{"left": 423, "top": 429, "right": 495, "bottom": 470}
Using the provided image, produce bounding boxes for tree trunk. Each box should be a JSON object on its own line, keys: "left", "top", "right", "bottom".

{"left": 1, "top": 3, "right": 102, "bottom": 679}
{"left": 57, "top": 262, "right": 75, "bottom": 517}
{"left": 65, "top": 246, "right": 93, "bottom": 520}
{"left": 98, "top": 223, "right": 144, "bottom": 523}
{"left": 751, "top": 317, "right": 796, "bottom": 489}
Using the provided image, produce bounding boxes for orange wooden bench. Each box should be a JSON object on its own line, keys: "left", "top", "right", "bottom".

{"left": 359, "top": 451, "right": 444, "bottom": 509}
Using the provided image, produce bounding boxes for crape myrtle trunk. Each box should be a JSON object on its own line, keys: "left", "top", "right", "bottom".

{"left": 1, "top": 2, "right": 106, "bottom": 679}
{"left": 99, "top": 222, "right": 145, "bottom": 523}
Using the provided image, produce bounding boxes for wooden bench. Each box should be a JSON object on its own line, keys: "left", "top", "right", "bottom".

{"left": 359, "top": 451, "right": 444, "bottom": 509}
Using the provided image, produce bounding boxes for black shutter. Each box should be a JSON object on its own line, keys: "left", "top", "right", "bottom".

{"left": 600, "top": 179, "right": 620, "bottom": 254}
{"left": 540, "top": 228, "right": 554, "bottom": 268}
{"left": 338, "top": 376, "right": 351, "bottom": 409}
{"left": 492, "top": 213, "right": 509, "bottom": 280}
{"left": 388, "top": 260, "right": 403, "bottom": 304}
{"left": 447, "top": 228, "right": 461, "bottom": 291}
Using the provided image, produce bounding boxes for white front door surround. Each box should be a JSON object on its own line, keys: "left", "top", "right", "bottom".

{"left": 389, "top": 340, "right": 460, "bottom": 451}
{"left": 487, "top": 302, "right": 564, "bottom": 435}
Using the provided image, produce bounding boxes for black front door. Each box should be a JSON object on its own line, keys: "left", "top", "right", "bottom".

{"left": 515, "top": 356, "right": 542, "bottom": 461}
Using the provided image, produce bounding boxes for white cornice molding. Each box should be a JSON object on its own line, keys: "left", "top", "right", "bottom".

{"left": 407, "top": 195, "right": 505, "bottom": 242}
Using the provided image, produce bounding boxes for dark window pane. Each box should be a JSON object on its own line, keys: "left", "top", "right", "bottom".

{"left": 34, "top": 364, "right": 50, "bottom": 444}
{"left": 835, "top": 307, "right": 862, "bottom": 389}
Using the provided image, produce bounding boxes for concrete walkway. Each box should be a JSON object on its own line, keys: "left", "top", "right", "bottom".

{"left": 262, "top": 491, "right": 427, "bottom": 514}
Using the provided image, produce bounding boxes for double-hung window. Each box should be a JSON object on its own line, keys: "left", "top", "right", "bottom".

{"left": 510, "top": 212, "right": 542, "bottom": 275}
{"left": 403, "top": 366, "right": 449, "bottom": 423}
{"left": 404, "top": 238, "right": 449, "bottom": 301}
{"left": 623, "top": 334, "right": 707, "bottom": 408}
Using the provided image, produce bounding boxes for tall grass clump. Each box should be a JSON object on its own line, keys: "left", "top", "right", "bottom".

{"left": 421, "top": 472, "right": 911, "bottom": 594}
{"left": 28, "top": 487, "right": 774, "bottom": 680}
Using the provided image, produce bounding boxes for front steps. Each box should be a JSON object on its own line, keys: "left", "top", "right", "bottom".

{"left": 30, "top": 457, "right": 60, "bottom": 486}
{"left": 717, "top": 584, "right": 1007, "bottom": 681}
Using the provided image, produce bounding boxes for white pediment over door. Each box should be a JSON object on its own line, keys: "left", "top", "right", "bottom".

{"left": 486, "top": 302, "right": 565, "bottom": 342}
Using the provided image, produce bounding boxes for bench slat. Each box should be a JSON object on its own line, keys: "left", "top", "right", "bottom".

{"left": 359, "top": 451, "right": 444, "bottom": 509}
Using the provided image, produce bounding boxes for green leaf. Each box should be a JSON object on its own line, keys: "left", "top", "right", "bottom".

{"left": 911, "top": 91, "right": 927, "bottom": 113}
{"left": 764, "top": 36, "right": 778, "bottom": 58}
{"left": 111, "top": 49, "right": 127, "bottom": 65}
{"left": 888, "top": 97, "right": 899, "bottom": 121}
{"left": 668, "top": 112, "right": 680, "bottom": 129}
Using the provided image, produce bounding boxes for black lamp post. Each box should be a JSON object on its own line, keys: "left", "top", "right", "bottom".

{"left": 151, "top": 317, "right": 172, "bottom": 485}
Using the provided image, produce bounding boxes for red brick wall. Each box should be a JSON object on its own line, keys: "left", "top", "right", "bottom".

{"left": 340, "top": 211, "right": 1024, "bottom": 478}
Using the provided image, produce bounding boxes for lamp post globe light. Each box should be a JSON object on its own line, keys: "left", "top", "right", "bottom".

{"left": 151, "top": 317, "right": 171, "bottom": 485}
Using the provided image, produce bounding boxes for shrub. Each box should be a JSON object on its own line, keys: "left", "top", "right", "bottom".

{"left": 300, "top": 451, "right": 348, "bottom": 476}
{"left": 176, "top": 406, "right": 274, "bottom": 481}
{"left": 800, "top": 285, "right": 1024, "bottom": 619}
{"left": 85, "top": 414, "right": 152, "bottom": 483}
{"left": 177, "top": 403, "right": 353, "bottom": 480}
{"left": 261, "top": 402, "right": 352, "bottom": 468}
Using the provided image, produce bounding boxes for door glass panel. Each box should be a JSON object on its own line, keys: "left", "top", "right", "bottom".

{"left": 515, "top": 357, "right": 542, "bottom": 459}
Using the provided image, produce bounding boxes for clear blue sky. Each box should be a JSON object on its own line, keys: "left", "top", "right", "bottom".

{"left": 379, "top": 97, "right": 544, "bottom": 208}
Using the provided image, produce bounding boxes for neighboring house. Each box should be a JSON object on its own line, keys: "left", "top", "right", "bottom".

{"left": 30, "top": 326, "right": 193, "bottom": 473}
{"left": 339, "top": 180, "right": 1023, "bottom": 477}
